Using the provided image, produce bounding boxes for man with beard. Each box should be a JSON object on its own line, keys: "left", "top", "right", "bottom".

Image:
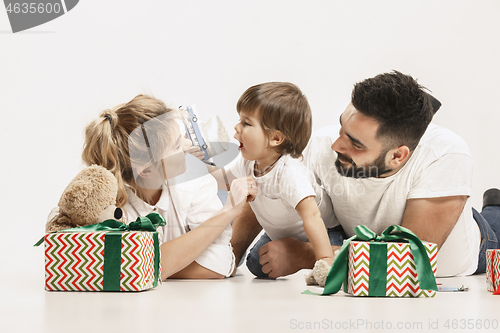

{"left": 230, "top": 71, "right": 500, "bottom": 278}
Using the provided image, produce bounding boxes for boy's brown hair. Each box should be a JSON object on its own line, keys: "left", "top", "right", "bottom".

{"left": 236, "top": 82, "right": 312, "bottom": 159}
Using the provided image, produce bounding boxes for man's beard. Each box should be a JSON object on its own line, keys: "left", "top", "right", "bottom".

{"left": 335, "top": 151, "right": 392, "bottom": 178}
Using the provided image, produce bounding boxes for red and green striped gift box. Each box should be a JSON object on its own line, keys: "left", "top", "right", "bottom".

{"left": 486, "top": 249, "right": 500, "bottom": 295}
{"left": 44, "top": 230, "right": 161, "bottom": 291}
{"left": 345, "top": 240, "right": 437, "bottom": 297}
{"left": 36, "top": 214, "right": 165, "bottom": 292}
{"left": 306, "top": 225, "right": 438, "bottom": 297}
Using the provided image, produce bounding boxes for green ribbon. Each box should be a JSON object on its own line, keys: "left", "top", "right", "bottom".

{"left": 366, "top": 242, "right": 387, "bottom": 296}
{"left": 103, "top": 231, "right": 123, "bottom": 291}
{"left": 35, "top": 213, "right": 165, "bottom": 291}
{"left": 320, "top": 225, "right": 437, "bottom": 296}
{"left": 34, "top": 213, "right": 166, "bottom": 246}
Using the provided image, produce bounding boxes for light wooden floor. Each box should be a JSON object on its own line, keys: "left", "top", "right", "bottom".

{"left": 2, "top": 259, "right": 497, "bottom": 333}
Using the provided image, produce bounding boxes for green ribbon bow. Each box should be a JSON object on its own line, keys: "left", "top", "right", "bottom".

{"left": 34, "top": 213, "right": 166, "bottom": 247}
{"left": 35, "top": 213, "right": 166, "bottom": 291}
{"left": 319, "top": 225, "right": 437, "bottom": 296}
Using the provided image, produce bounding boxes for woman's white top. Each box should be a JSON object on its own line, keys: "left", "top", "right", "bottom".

{"left": 123, "top": 173, "right": 235, "bottom": 277}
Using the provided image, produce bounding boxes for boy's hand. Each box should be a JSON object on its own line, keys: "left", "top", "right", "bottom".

{"left": 224, "top": 176, "right": 258, "bottom": 215}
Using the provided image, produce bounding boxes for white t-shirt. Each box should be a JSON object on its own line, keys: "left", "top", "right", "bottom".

{"left": 303, "top": 123, "right": 480, "bottom": 277}
{"left": 228, "top": 154, "right": 335, "bottom": 241}
{"left": 123, "top": 173, "right": 235, "bottom": 277}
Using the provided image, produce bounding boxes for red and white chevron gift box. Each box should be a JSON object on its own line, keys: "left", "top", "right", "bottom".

{"left": 44, "top": 230, "right": 161, "bottom": 292}
{"left": 486, "top": 249, "right": 500, "bottom": 294}
{"left": 346, "top": 240, "right": 438, "bottom": 297}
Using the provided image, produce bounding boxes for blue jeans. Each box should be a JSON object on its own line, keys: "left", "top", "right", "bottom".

{"left": 245, "top": 225, "right": 347, "bottom": 278}
{"left": 473, "top": 206, "right": 500, "bottom": 273}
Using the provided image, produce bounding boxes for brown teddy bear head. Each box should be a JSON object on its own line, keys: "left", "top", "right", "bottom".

{"left": 46, "top": 165, "right": 120, "bottom": 232}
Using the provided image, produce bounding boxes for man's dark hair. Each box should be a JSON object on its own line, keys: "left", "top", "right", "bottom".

{"left": 351, "top": 71, "right": 434, "bottom": 151}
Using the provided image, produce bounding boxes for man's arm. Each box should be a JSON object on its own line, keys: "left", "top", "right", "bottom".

{"left": 256, "top": 195, "right": 468, "bottom": 278}
{"left": 230, "top": 202, "right": 263, "bottom": 275}
{"left": 401, "top": 195, "right": 468, "bottom": 249}
{"left": 258, "top": 240, "right": 340, "bottom": 278}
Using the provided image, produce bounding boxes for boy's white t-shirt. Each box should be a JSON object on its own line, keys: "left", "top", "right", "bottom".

{"left": 303, "top": 123, "right": 480, "bottom": 277}
{"left": 228, "top": 154, "right": 335, "bottom": 241}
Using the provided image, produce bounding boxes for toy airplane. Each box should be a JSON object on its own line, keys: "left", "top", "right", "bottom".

{"left": 179, "top": 105, "right": 237, "bottom": 205}
{"left": 179, "top": 105, "right": 210, "bottom": 161}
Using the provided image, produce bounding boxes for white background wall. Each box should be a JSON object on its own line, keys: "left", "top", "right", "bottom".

{"left": 1, "top": 0, "right": 499, "bottom": 273}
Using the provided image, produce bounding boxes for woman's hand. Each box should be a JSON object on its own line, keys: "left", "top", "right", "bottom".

{"left": 186, "top": 146, "right": 205, "bottom": 161}
{"left": 224, "top": 176, "right": 257, "bottom": 215}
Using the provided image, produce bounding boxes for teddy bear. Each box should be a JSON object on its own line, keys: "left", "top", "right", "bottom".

{"left": 304, "top": 259, "right": 332, "bottom": 287}
{"left": 45, "top": 165, "right": 123, "bottom": 232}
{"left": 304, "top": 247, "right": 342, "bottom": 287}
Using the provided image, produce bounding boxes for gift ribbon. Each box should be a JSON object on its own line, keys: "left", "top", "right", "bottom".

{"left": 489, "top": 251, "right": 500, "bottom": 295}
{"left": 318, "top": 225, "right": 438, "bottom": 296}
{"left": 35, "top": 213, "right": 165, "bottom": 291}
{"left": 34, "top": 213, "right": 166, "bottom": 246}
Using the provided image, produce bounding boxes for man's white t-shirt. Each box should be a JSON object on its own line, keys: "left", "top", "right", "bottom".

{"left": 303, "top": 123, "right": 480, "bottom": 277}
{"left": 229, "top": 154, "right": 335, "bottom": 241}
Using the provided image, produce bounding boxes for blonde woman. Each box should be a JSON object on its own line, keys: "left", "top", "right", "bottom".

{"left": 81, "top": 94, "right": 256, "bottom": 280}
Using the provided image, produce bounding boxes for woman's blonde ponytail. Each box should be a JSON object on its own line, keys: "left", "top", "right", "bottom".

{"left": 82, "top": 95, "right": 176, "bottom": 208}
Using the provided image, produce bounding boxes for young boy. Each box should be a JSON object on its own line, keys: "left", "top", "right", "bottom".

{"left": 213, "top": 82, "right": 337, "bottom": 279}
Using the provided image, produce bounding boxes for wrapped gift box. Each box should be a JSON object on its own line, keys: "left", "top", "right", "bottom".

{"left": 44, "top": 230, "right": 161, "bottom": 292}
{"left": 345, "top": 240, "right": 437, "bottom": 297}
{"left": 486, "top": 249, "right": 500, "bottom": 294}
{"left": 305, "top": 225, "right": 438, "bottom": 297}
